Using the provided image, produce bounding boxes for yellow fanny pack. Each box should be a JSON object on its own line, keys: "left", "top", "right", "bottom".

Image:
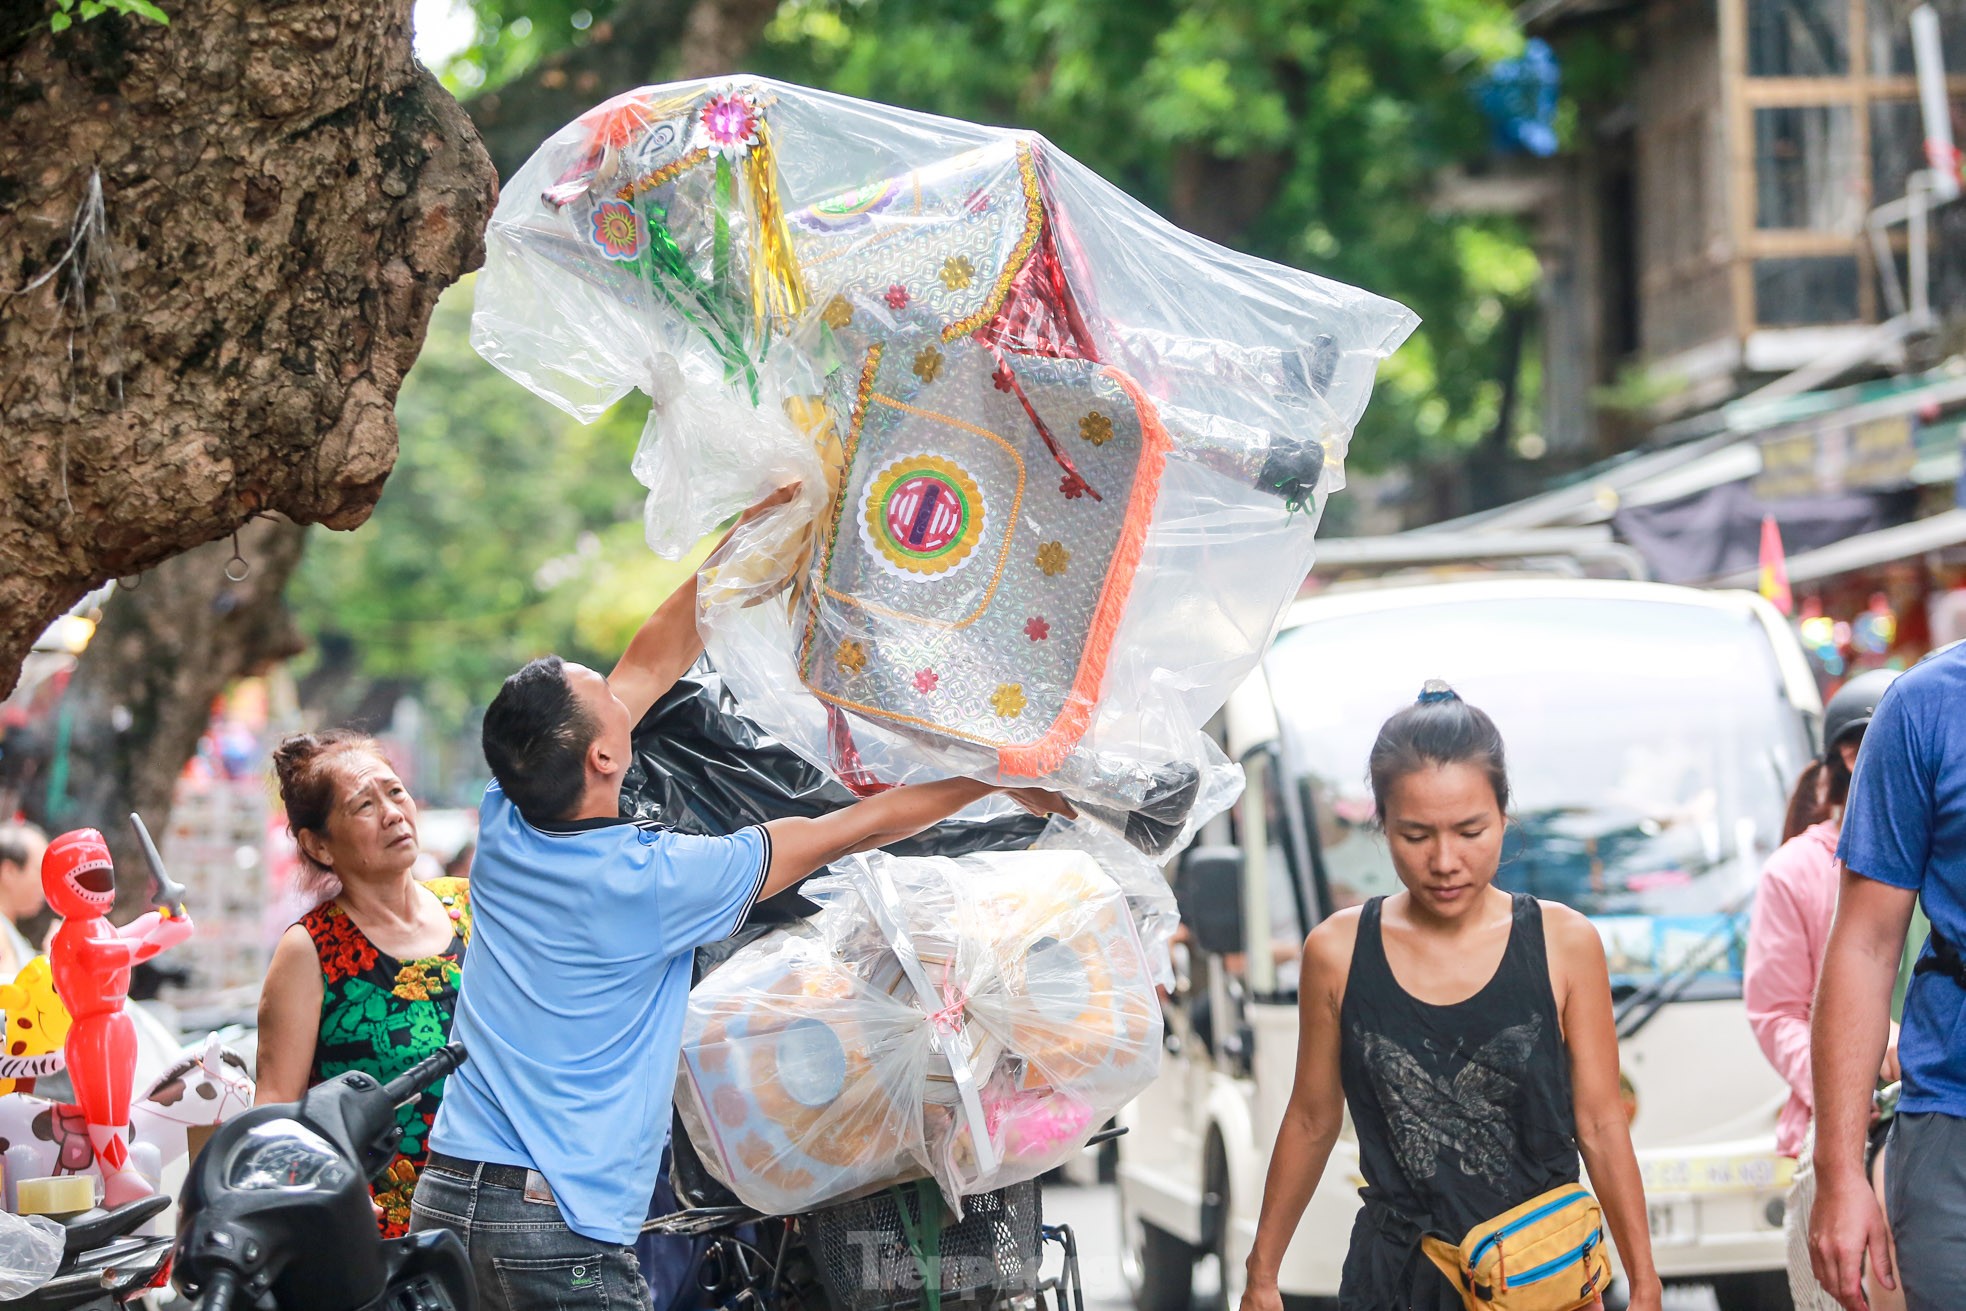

{"left": 1419, "top": 1185, "right": 1611, "bottom": 1311}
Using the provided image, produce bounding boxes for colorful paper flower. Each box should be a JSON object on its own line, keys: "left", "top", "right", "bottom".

{"left": 1036, "top": 541, "right": 1070, "bottom": 577}
{"left": 990, "top": 684, "right": 1027, "bottom": 719}
{"left": 590, "top": 200, "right": 643, "bottom": 262}
{"left": 697, "top": 93, "right": 761, "bottom": 159}
{"left": 941, "top": 255, "right": 976, "bottom": 291}
{"left": 1060, "top": 471, "right": 1089, "bottom": 500}
{"left": 821, "top": 295, "right": 854, "bottom": 329}
{"left": 914, "top": 668, "right": 940, "bottom": 694}
{"left": 835, "top": 639, "right": 868, "bottom": 674}
{"left": 1080, "top": 411, "right": 1114, "bottom": 447}
{"left": 885, "top": 284, "right": 911, "bottom": 311}
{"left": 1024, "top": 616, "right": 1050, "bottom": 642}
{"left": 913, "top": 346, "right": 944, "bottom": 383}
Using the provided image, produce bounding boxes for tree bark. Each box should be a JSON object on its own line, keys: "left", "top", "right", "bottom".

{"left": 52, "top": 517, "right": 310, "bottom": 919}
{"left": 465, "top": 0, "right": 783, "bottom": 179}
{"left": 0, "top": 0, "right": 496, "bottom": 700}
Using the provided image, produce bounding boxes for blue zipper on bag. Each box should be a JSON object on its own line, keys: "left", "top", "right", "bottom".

{"left": 1465, "top": 1188, "right": 1592, "bottom": 1270}
{"left": 1508, "top": 1230, "right": 1602, "bottom": 1287}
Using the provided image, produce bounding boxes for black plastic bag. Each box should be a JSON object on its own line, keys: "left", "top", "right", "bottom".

{"left": 620, "top": 665, "right": 1046, "bottom": 931}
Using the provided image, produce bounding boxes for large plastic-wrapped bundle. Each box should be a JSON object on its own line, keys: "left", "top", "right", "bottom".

{"left": 675, "top": 849, "right": 1161, "bottom": 1215}
{"left": 475, "top": 77, "right": 1417, "bottom": 851}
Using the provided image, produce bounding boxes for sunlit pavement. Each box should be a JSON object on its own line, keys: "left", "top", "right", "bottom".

{"left": 1040, "top": 1182, "right": 1723, "bottom": 1311}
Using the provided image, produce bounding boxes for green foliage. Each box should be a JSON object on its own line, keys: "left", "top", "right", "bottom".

{"left": 431, "top": 2, "right": 597, "bottom": 93}
{"left": 288, "top": 277, "right": 707, "bottom": 746}
{"left": 439, "top": 0, "right": 1542, "bottom": 470}
{"left": 47, "top": 0, "right": 168, "bottom": 32}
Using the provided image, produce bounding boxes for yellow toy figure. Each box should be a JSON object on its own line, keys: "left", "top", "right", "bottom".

{"left": 0, "top": 957, "right": 72, "bottom": 1096}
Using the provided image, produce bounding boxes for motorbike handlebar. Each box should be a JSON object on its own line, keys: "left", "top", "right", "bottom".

{"left": 382, "top": 1042, "right": 468, "bottom": 1108}
{"left": 199, "top": 1268, "right": 240, "bottom": 1311}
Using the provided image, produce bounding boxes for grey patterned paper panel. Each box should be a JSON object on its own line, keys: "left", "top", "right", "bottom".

{"left": 792, "top": 140, "right": 1039, "bottom": 342}
{"left": 798, "top": 328, "right": 1164, "bottom": 773}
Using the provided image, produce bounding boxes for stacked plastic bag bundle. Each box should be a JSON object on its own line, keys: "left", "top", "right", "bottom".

{"left": 675, "top": 849, "right": 1161, "bottom": 1215}
{"left": 474, "top": 76, "right": 1416, "bottom": 858}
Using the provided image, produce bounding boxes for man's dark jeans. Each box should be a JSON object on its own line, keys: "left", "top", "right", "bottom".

{"left": 410, "top": 1158, "right": 651, "bottom": 1311}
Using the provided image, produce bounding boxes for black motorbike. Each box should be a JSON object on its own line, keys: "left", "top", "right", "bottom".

{"left": 0, "top": 1194, "right": 173, "bottom": 1311}
{"left": 172, "top": 1044, "right": 472, "bottom": 1311}
{"left": 646, "top": 1126, "right": 1113, "bottom": 1311}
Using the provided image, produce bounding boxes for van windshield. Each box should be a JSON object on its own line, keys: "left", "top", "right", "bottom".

{"left": 1267, "top": 594, "right": 1813, "bottom": 985}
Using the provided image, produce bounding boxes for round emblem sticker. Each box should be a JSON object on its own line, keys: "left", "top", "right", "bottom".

{"left": 861, "top": 454, "right": 986, "bottom": 578}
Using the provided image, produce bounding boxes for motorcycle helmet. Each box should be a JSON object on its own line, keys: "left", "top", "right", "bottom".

{"left": 1822, "top": 668, "right": 1900, "bottom": 764}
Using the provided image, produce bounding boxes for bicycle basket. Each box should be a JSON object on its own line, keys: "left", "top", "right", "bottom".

{"left": 804, "top": 1180, "right": 1042, "bottom": 1311}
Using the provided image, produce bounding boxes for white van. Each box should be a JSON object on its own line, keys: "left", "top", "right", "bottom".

{"left": 1117, "top": 578, "right": 1822, "bottom": 1310}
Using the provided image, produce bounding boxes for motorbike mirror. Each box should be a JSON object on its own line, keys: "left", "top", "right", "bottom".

{"left": 1175, "top": 845, "right": 1245, "bottom": 956}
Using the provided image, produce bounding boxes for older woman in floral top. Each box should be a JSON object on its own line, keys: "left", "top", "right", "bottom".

{"left": 256, "top": 729, "right": 471, "bottom": 1237}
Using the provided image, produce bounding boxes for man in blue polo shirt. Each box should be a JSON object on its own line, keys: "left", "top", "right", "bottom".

{"left": 1810, "top": 642, "right": 1966, "bottom": 1311}
{"left": 410, "top": 539, "right": 1070, "bottom": 1311}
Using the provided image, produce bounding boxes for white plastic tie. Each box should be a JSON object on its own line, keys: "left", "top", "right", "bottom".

{"left": 851, "top": 857, "right": 1000, "bottom": 1179}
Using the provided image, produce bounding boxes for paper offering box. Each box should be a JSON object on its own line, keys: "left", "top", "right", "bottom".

{"left": 676, "top": 849, "right": 1162, "bottom": 1215}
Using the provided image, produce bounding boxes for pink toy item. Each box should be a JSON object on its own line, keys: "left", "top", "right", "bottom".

{"left": 41, "top": 829, "right": 194, "bottom": 1207}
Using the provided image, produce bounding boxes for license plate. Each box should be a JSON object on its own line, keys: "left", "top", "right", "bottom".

{"left": 1640, "top": 1152, "right": 1793, "bottom": 1194}
{"left": 1647, "top": 1199, "right": 1694, "bottom": 1246}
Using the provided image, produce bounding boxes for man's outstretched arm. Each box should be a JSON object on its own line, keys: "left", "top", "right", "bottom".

{"left": 1809, "top": 868, "right": 1916, "bottom": 1310}
{"left": 759, "top": 782, "right": 1073, "bottom": 898}
{"left": 608, "top": 574, "right": 704, "bottom": 727}
{"left": 609, "top": 486, "right": 801, "bottom": 724}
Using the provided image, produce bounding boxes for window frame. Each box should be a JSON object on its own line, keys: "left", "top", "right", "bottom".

{"left": 1722, "top": 0, "right": 1966, "bottom": 331}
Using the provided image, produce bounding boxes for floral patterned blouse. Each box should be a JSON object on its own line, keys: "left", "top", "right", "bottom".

{"left": 300, "top": 877, "right": 471, "bottom": 1238}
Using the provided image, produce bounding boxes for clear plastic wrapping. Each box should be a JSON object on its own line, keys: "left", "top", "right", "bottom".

{"left": 675, "top": 849, "right": 1163, "bottom": 1215}
{"left": 0, "top": 1213, "right": 62, "bottom": 1298}
{"left": 475, "top": 77, "right": 1416, "bottom": 847}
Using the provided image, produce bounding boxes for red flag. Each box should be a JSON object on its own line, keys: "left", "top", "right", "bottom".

{"left": 1759, "top": 514, "right": 1793, "bottom": 616}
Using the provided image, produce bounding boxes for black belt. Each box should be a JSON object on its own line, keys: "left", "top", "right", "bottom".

{"left": 1914, "top": 924, "right": 1966, "bottom": 986}
{"left": 426, "top": 1151, "right": 534, "bottom": 1190}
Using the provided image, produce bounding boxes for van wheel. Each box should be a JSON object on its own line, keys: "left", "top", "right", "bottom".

{"left": 1709, "top": 1270, "right": 1794, "bottom": 1310}
{"left": 1120, "top": 1192, "right": 1195, "bottom": 1311}
{"left": 1206, "top": 1175, "right": 1242, "bottom": 1311}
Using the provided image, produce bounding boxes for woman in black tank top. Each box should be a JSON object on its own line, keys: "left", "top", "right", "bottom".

{"left": 1240, "top": 684, "right": 1661, "bottom": 1311}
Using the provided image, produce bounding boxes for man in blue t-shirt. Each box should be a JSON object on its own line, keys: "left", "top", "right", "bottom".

{"left": 410, "top": 524, "right": 1071, "bottom": 1311}
{"left": 1810, "top": 643, "right": 1966, "bottom": 1311}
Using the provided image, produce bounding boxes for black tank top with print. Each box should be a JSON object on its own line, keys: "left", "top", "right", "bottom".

{"left": 1336, "top": 893, "right": 1580, "bottom": 1310}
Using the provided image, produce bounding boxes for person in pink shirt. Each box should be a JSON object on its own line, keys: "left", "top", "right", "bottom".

{"left": 1746, "top": 668, "right": 1901, "bottom": 1311}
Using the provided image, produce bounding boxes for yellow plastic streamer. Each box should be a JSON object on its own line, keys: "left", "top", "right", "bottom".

{"left": 745, "top": 118, "right": 808, "bottom": 340}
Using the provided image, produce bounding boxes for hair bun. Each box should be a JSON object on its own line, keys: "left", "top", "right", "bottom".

{"left": 1417, "top": 679, "right": 1460, "bottom": 705}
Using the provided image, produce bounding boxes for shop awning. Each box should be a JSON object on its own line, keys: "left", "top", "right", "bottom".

{"left": 1422, "top": 365, "right": 1966, "bottom": 534}
{"left": 1616, "top": 482, "right": 1894, "bottom": 585}
{"left": 1310, "top": 525, "right": 1648, "bottom": 578}
{"left": 1710, "top": 508, "right": 1966, "bottom": 588}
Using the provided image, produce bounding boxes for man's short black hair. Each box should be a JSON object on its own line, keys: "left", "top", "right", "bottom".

{"left": 482, "top": 655, "right": 597, "bottom": 825}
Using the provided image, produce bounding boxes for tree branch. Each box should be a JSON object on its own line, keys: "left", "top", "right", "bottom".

{"left": 0, "top": 1, "right": 497, "bottom": 697}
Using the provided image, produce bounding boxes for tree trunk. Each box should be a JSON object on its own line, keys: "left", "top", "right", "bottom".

{"left": 0, "top": 0, "right": 497, "bottom": 700}
{"left": 52, "top": 517, "right": 310, "bottom": 919}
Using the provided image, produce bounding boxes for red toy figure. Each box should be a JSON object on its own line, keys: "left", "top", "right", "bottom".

{"left": 41, "top": 829, "right": 194, "bottom": 1206}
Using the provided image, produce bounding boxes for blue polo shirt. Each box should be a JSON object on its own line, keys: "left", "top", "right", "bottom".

{"left": 429, "top": 783, "right": 770, "bottom": 1244}
{"left": 1837, "top": 643, "right": 1966, "bottom": 1118}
